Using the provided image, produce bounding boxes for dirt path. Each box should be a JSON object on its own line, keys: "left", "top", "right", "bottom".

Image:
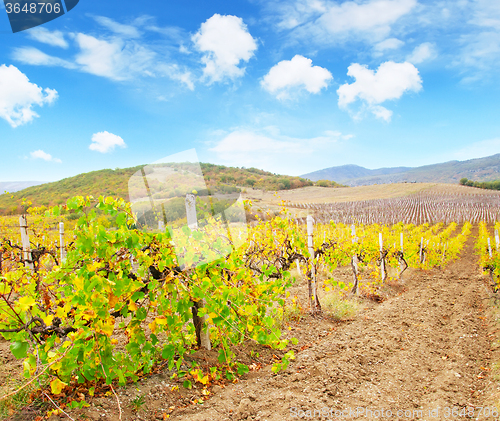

{"left": 167, "top": 230, "right": 498, "bottom": 420}
{"left": 2, "top": 228, "right": 499, "bottom": 420}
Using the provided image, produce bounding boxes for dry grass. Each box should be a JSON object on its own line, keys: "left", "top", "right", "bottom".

{"left": 320, "top": 292, "right": 360, "bottom": 321}
{"left": 243, "top": 182, "right": 500, "bottom": 207}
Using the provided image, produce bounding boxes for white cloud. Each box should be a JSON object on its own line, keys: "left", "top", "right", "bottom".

{"left": 469, "top": 0, "right": 500, "bottom": 29}
{"left": 271, "top": 0, "right": 417, "bottom": 45}
{"left": 373, "top": 38, "right": 405, "bottom": 55}
{"left": 448, "top": 0, "right": 500, "bottom": 80}
{"left": 192, "top": 14, "right": 258, "bottom": 83}
{"left": 371, "top": 105, "right": 393, "bottom": 121}
{"left": 74, "top": 33, "right": 156, "bottom": 81}
{"left": 26, "top": 27, "right": 68, "bottom": 48}
{"left": 93, "top": 16, "right": 141, "bottom": 38}
{"left": 208, "top": 127, "right": 352, "bottom": 173}
{"left": 455, "top": 31, "right": 500, "bottom": 79}
{"left": 318, "top": 0, "right": 416, "bottom": 38}
{"left": 12, "top": 47, "right": 76, "bottom": 68}
{"left": 337, "top": 61, "right": 422, "bottom": 121}
{"left": 30, "top": 150, "right": 62, "bottom": 163}
{"left": 210, "top": 130, "right": 298, "bottom": 156}
{"left": 406, "top": 42, "right": 437, "bottom": 64}
{"left": 14, "top": 31, "right": 193, "bottom": 88}
{"left": 452, "top": 138, "right": 500, "bottom": 161}
{"left": 0, "top": 64, "right": 58, "bottom": 128}
{"left": 11, "top": 16, "right": 197, "bottom": 90}
{"left": 90, "top": 131, "right": 127, "bottom": 153}
{"left": 261, "top": 55, "right": 332, "bottom": 99}
{"left": 269, "top": 0, "right": 327, "bottom": 30}
{"left": 156, "top": 63, "right": 195, "bottom": 90}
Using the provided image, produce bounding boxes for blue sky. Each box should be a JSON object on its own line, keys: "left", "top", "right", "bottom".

{"left": 1, "top": 0, "right": 500, "bottom": 182}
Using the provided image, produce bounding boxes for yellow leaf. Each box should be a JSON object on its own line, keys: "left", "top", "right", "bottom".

{"left": 155, "top": 317, "right": 168, "bottom": 325}
{"left": 52, "top": 361, "right": 62, "bottom": 372}
{"left": 42, "top": 314, "right": 54, "bottom": 327}
{"left": 87, "top": 261, "right": 100, "bottom": 272}
{"left": 17, "top": 296, "right": 36, "bottom": 312}
{"left": 128, "top": 300, "right": 137, "bottom": 312}
{"left": 149, "top": 320, "right": 157, "bottom": 334}
{"left": 74, "top": 276, "right": 84, "bottom": 291}
{"left": 99, "top": 317, "right": 115, "bottom": 336}
{"left": 50, "top": 378, "right": 67, "bottom": 395}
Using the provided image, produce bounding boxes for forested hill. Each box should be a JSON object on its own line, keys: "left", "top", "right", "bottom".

{"left": 0, "top": 163, "right": 341, "bottom": 215}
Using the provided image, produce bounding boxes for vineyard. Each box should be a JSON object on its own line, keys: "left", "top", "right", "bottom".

{"left": 0, "top": 191, "right": 499, "bottom": 420}
{"left": 289, "top": 191, "right": 500, "bottom": 225}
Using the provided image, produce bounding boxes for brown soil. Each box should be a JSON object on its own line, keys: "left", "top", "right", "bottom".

{"left": 2, "top": 227, "right": 500, "bottom": 420}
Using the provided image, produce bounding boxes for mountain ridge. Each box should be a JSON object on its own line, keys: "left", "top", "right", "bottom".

{"left": 302, "top": 154, "right": 500, "bottom": 186}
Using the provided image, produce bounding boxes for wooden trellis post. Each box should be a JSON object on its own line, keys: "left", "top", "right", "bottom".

{"left": 185, "top": 193, "right": 211, "bottom": 350}
{"left": 19, "top": 215, "right": 33, "bottom": 271}
{"left": 379, "top": 232, "right": 386, "bottom": 281}
{"left": 307, "top": 215, "right": 320, "bottom": 314}
{"left": 59, "top": 222, "right": 66, "bottom": 263}
{"left": 350, "top": 225, "right": 360, "bottom": 296}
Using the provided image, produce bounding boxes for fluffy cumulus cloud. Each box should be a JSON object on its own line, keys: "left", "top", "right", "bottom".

{"left": 30, "top": 150, "right": 62, "bottom": 163}
{"left": 0, "top": 64, "right": 58, "bottom": 128}
{"left": 89, "top": 131, "right": 127, "bottom": 153}
{"left": 337, "top": 61, "right": 422, "bottom": 121}
{"left": 26, "top": 27, "right": 68, "bottom": 48}
{"left": 406, "top": 42, "right": 437, "bottom": 64}
{"left": 192, "top": 14, "right": 258, "bottom": 83}
{"left": 261, "top": 55, "right": 333, "bottom": 99}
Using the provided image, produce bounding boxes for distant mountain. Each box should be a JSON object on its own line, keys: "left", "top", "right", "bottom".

{"left": 303, "top": 164, "right": 412, "bottom": 183}
{"left": 0, "top": 181, "right": 45, "bottom": 194}
{"left": 302, "top": 154, "right": 500, "bottom": 186}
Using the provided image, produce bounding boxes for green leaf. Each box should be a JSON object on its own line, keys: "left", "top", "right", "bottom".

{"left": 218, "top": 349, "right": 227, "bottom": 363}
{"left": 236, "top": 363, "right": 249, "bottom": 375}
{"left": 136, "top": 307, "right": 147, "bottom": 321}
{"left": 162, "top": 344, "right": 175, "bottom": 361}
{"left": 10, "top": 341, "right": 29, "bottom": 359}
{"left": 183, "top": 380, "right": 192, "bottom": 389}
